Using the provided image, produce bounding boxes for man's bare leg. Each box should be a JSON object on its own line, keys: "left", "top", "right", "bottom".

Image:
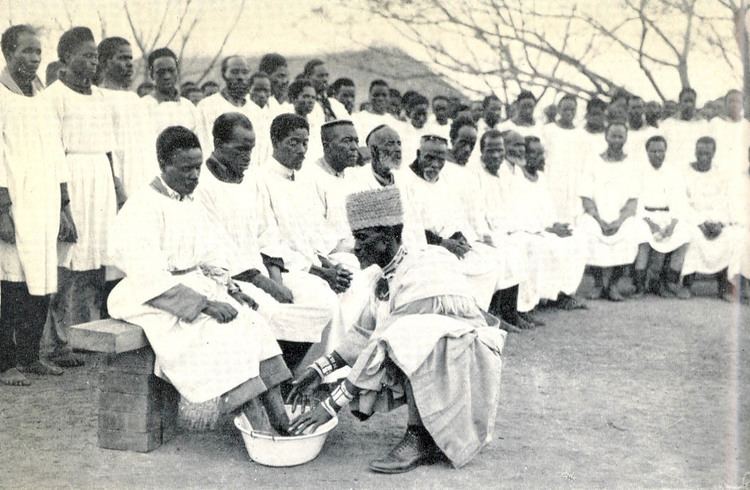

{"left": 259, "top": 385, "right": 290, "bottom": 435}
{"left": 241, "top": 397, "right": 275, "bottom": 433}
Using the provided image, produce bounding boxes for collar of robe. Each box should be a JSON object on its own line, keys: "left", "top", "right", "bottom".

{"left": 154, "top": 87, "right": 180, "bottom": 103}
{"left": 206, "top": 154, "right": 243, "bottom": 184}
{"left": 372, "top": 167, "right": 394, "bottom": 187}
{"left": 150, "top": 176, "right": 194, "bottom": 201}
{"left": 375, "top": 246, "right": 408, "bottom": 301}
{"left": 0, "top": 67, "right": 43, "bottom": 96}
{"left": 601, "top": 150, "right": 626, "bottom": 162}
{"left": 221, "top": 88, "right": 247, "bottom": 107}
{"left": 409, "top": 159, "right": 436, "bottom": 182}
{"left": 59, "top": 72, "right": 92, "bottom": 95}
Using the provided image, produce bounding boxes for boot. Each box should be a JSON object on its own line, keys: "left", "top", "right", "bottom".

{"left": 632, "top": 269, "right": 648, "bottom": 298}
{"left": 587, "top": 267, "right": 605, "bottom": 300}
{"left": 368, "top": 425, "right": 439, "bottom": 474}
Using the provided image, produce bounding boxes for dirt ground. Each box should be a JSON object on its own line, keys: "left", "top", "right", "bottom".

{"left": 1, "top": 290, "right": 749, "bottom": 489}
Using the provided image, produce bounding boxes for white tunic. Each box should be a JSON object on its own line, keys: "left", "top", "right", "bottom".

{"left": 195, "top": 167, "right": 336, "bottom": 343}
{"left": 144, "top": 95, "right": 201, "bottom": 138}
{"left": 637, "top": 158, "right": 691, "bottom": 253}
{"left": 351, "top": 111, "right": 403, "bottom": 144}
{"left": 511, "top": 169, "right": 587, "bottom": 299}
{"left": 540, "top": 124, "right": 586, "bottom": 224}
{"left": 577, "top": 154, "right": 644, "bottom": 267}
{"left": 107, "top": 182, "right": 281, "bottom": 403}
{"left": 681, "top": 164, "right": 737, "bottom": 275}
{"left": 404, "top": 163, "right": 513, "bottom": 308}
{"left": 44, "top": 82, "right": 117, "bottom": 271}
{"left": 100, "top": 88, "right": 158, "bottom": 198}
{"left": 661, "top": 118, "right": 711, "bottom": 176}
{"left": 0, "top": 83, "right": 67, "bottom": 294}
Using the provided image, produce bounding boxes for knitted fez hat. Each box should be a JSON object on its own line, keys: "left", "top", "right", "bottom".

{"left": 346, "top": 187, "right": 404, "bottom": 231}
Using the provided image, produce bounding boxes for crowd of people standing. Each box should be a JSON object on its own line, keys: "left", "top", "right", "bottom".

{"left": 0, "top": 22, "right": 748, "bottom": 474}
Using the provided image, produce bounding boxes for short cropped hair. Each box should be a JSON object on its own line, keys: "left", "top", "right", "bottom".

{"left": 98, "top": 37, "right": 129, "bottom": 66}
{"left": 645, "top": 135, "right": 667, "bottom": 150}
{"left": 270, "top": 113, "right": 309, "bottom": 146}
{"left": 516, "top": 90, "right": 536, "bottom": 103}
{"left": 288, "top": 78, "right": 313, "bottom": 101}
{"left": 156, "top": 126, "right": 201, "bottom": 167}
{"left": 303, "top": 59, "right": 324, "bottom": 78}
{"left": 480, "top": 129, "right": 504, "bottom": 152}
{"left": 406, "top": 94, "right": 429, "bottom": 111}
{"left": 259, "top": 53, "right": 287, "bottom": 74}
{"left": 331, "top": 77, "right": 354, "bottom": 93}
{"left": 482, "top": 94, "right": 500, "bottom": 110}
{"left": 586, "top": 97, "right": 607, "bottom": 114}
{"left": 369, "top": 79, "right": 388, "bottom": 92}
{"left": 220, "top": 55, "right": 245, "bottom": 76}
{"left": 558, "top": 93, "right": 577, "bottom": 106}
{"left": 249, "top": 71, "right": 270, "bottom": 87}
{"left": 449, "top": 115, "right": 476, "bottom": 143}
{"left": 213, "top": 112, "right": 253, "bottom": 146}
{"left": 148, "top": 47, "right": 177, "bottom": 70}
{"left": 1, "top": 24, "right": 37, "bottom": 60}
{"left": 679, "top": 87, "right": 696, "bottom": 100}
{"left": 57, "top": 26, "right": 94, "bottom": 63}
{"left": 696, "top": 135, "right": 716, "bottom": 150}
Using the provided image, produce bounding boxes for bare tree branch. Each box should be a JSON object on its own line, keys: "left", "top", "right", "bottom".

{"left": 194, "top": 0, "right": 246, "bottom": 84}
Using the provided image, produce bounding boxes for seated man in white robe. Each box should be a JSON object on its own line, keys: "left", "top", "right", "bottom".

{"left": 308, "top": 120, "right": 361, "bottom": 244}
{"left": 288, "top": 79, "right": 324, "bottom": 164}
{"left": 521, "top": 136, "right": 588, "bottom": 309}
{"left": 107, "top": 126, "right": 292, "bottom": 435}
{"left": 578, "top": 123, "right": 646, "bottom": 301}
{"left": 405, "top": 132, "right": 532, "bottom": 330}
{"left": 194, "top": 112, "right": 338, "bottom": 370}
{"left": 287, "top": 187, "right": 506, "bottom": 474}
{"left": 681, "top": 136, "right": 737, "bottom": 302}
{"left": 633, "top": 135, "right": 691, "bottom": 299}
{"left": 448, "top": 123, "right": 536, "bottom": 329}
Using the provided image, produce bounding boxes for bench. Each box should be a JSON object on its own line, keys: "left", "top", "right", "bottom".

{"left": 69, "top": 319, "right": 179, "bottom": 453}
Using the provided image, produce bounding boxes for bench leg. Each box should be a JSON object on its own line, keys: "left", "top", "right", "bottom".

{"left": 97, "top": 347, "right": 177, "bottom": 453}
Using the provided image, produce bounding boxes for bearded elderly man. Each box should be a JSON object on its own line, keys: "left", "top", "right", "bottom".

{"left": 107, "top": 126, "right": 293, "bottom": 435}
{"left": 287, "top": 186, "right": 506, "bottom": 474}
{"left": 347, "top": 124, "right": 429, "bottom": 250}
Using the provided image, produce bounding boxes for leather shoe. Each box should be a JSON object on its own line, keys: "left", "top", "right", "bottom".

{"left": 369, "top": 426, "right": 437, "bottom": 474}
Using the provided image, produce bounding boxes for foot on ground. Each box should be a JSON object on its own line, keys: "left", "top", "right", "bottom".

{"left": 586, "top": 286, "right": 604, "bottom": 300}
{"left": 48, "top": 352, "right": 85, "bottom": 367}
{"left": 556, "top": 294, "right": 587, "bottom": 310}
{"left": 0, "top": 367, "right": 31, "bottom": 386}
{"left": 606, "top": 287, "right": 625, "bottom": 302}
{"left": 520, "top": 311, "right": 546, "bottom": 327}
{"left": 18, "top": 360, "right": 64, "bottom": 376}
{"left": 500, "top": 319, "right": 522, "bottom": 333}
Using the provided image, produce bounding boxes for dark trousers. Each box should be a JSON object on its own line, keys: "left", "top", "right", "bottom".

{"left": 0, "top": 281, "right": 50, "bottom": 372}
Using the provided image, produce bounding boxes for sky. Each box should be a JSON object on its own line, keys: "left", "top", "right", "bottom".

{"left": 3, "top": 0, "right": 741, "bottom": 104}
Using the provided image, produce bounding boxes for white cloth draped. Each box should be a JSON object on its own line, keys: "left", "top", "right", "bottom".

{"left": 107, "top": 183, "right": 282, "bottom": 403}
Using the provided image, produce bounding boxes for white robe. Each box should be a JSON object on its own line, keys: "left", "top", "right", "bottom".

{"left": 404, "top": 163, "right": 515, "bottom": 308}
{"left": 709, "top": 118, "right": 749, "bottom": 181}
{"left": 0, "top": 83, "right": 67, "bottom": 294}
{"left": 144, "top": 95, "right": 201, "bottom": 138}
{"left": 577, "top": 155, "right": 644, "bottom": 267}
{"left": 637, "top": 159, "right": 691, "bottom": 253}
{"left": 511, "top": 170, "right": 587, "bottom": 299}
{"left": 540, "top": 125, "right": 586, "bottom": 224}
{"left": 681, "top": 164, "right": 738, "bottom": 275}
{"left": 107, "top": 182, "right": 281, "bottom": 403}
{"left": 661, "top": 118, "right": 711, "bottom": 177}
{"left": 351, "top": 111, "right": 403, "bottom": 144}
{"left": 100, "top": 88, "right": 159, "bottom": 198}
{"left": 195, "top": 167, "right": 336, "bottom": 343}
{"left": 44, "top": 82, "right": 117, "bottom": 271}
